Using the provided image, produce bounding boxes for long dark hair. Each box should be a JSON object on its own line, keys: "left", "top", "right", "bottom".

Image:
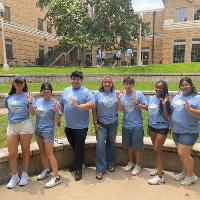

{"left": 8, "top": 80, "right": 28, "bottom": 95}
{"left": 155, "top": 80, "right": 171, "bottom": 115}
{"left": 179, "top": 77, "right": 198, "bottom": 95}
{"left": 99, "top": 76, "right": 115, "bottom": 92}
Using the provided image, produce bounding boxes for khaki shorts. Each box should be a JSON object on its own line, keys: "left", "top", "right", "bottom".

{"left": 7, "top": 119, "right": 34, "bottom": 135}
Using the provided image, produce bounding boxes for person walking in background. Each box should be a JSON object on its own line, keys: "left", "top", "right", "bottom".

{"left": 96, "top": 48, "right": 102, "bottom": 68}
{"left": 5, "top": 75, "right": 35, "bottom": 189}
{"left": 60, "top": 70, "right": 95, "bottom": 181}
{"left": 100, "top": 50, "right": 106, "bottom": 68}
{"left": 92, "top": 76, "right": 120, "bottom": 180}
{"left": 147, "top": 81, "right": 171, "bottom": 185}
{"left": 33, "top": 82, "right": 61, "bottom": 188}
{"left": 118, "top": 77, "right": 147, "bottom": 176}
{"left": 112, "top": 48, "right": 121, "bottom": 68}
{"left": 171, "top": 77, "right": 200, "bottom": 186}
{"left": 126, "top": 47, "right": 133, "bottom": 67}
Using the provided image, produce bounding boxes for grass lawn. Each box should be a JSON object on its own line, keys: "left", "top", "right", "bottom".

{"left": 1, "top": 62, "right": 200, "bottom": 74}
{"left": 2, "top": 82, "right": 200, "bottom": 94}
{"left": 0, "top": 112, "right": 146, "bottom": 148}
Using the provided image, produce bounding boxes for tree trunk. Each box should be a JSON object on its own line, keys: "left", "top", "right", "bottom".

{"left": 80, "top": 48, "right": 86, "bottom": 67}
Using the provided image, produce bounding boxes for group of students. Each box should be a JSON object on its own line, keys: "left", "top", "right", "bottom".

{"left": 4, "top": 70, "right": 200, "bottom": 190}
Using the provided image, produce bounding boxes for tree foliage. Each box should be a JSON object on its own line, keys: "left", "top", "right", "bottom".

{"left": 37, "top": 0, "right": 150, "bottom": 50}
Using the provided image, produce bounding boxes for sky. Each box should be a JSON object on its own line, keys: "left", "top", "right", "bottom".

{"left": 132, "top": 0, "right": 164, "bottom": 12}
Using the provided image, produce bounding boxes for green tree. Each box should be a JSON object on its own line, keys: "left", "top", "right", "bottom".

{"left": 37, "top": 0, "right": 150, "bottom": 66}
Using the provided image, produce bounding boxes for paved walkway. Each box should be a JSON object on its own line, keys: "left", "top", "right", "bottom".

{"left": 0, "top": 167, "right": 200, "bottom": 200}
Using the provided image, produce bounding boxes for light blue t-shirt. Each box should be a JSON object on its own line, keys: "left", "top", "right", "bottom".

{"left": 5, "top": 92, "right": 35, "bottom": 124}
{"left": 148, "top": 95, "right": 169, "bottom": 129}
{"left": 35, "top": 98, "right": 56, "bottom": 133}
{"left": 94, "top": 90, "right": 118, "bottom": 124}
{"left": 171, "top": 94, "right": 200, "bottom": 134}
{"left": 126, "top": 48, "right": 132, "bottom": 57}
{"left": 60, "top": 86, "right": 95, "bottom": 129}
{"left": 121, "top": 91, "right": 147, "bottom": 128}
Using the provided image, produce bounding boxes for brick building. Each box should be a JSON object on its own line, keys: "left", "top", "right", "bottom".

{"left": 0, "top": 0, "right": 78, "bottom": 66}
{"left": 132, "top": 0, "right": 200, "bottom": 65}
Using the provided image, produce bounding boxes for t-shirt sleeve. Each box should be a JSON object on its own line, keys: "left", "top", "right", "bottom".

{"left": 85, "top": 90, "right": 95, "bottom": 103}
{"left": 195, "top": 95, "right": 200, "bottom": 109}
{"left": 32, "top": 95, "right": 36, "bottom": 107}
{"left": 138, "top": 92, "right": 147, "bottom": 105}
{"left": 93, "top": 91, "right": 98, "bottom": 103}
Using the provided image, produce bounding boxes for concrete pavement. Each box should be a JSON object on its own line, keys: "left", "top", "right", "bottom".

{"left": 0, "top": 167, "right": 200, "bottom": 200}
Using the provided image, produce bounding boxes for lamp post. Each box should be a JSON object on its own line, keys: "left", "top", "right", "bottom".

{"left": 138, "top": 12, "right": 143, "bottom": 66}
{"left": 0, "top": 2, "right": 9, "bottom": 71}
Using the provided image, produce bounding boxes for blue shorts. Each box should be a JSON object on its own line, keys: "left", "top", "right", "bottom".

{"left": 35, "top": 130, "right": 54, "bottom": 143}
{"left": 172, "top": 132, "right": 199, "bottom": 146}
{"left": 148, "top": 125, "right": 169, "bottom": 137}
{"left": 122, "top": 127, "right": 144, "bottom": 150}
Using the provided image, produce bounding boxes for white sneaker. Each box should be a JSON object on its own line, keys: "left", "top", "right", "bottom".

{"left": 131, "top": 164, "right": 142, "bottom": 176}
{"left": 7, "top": 174, "right": 20, "bottom": 189}
{"left": 122, "top": 161, "right": 134, "bottom": 171}
{"left": 175, "top": 171, "right": 185, "bottom": 181}
{"left": 19, "top": 172, "right": 29, "bottom": 186}
{"left": 180, "top": 175, "right": 198, "bottom": 186}
{"left": 45, "top": 176, "right": 61, "bottom": 188}
{"left": 148, "top": 175, "right": 165, "bottom": 185}
{"left": 37, "top": 169, "right": 51, "bottom": 181}
{"left": 150, "top": 168, "right": 158, "bottom": 176}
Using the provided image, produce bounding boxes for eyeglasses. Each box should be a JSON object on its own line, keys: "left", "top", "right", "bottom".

{"left": 180, "top": 84, "right": 190, "bottom": 88}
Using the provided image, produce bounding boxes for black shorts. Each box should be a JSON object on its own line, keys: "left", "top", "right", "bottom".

{"left": 148, "top": 125, "right": 169, "bottom": 137}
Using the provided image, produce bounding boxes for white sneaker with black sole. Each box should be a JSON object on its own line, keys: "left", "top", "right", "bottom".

{"left": 45, "top": 176, "right": 61, "bottom": 188}
{"left": 19, "top": 172, "right": 29, "bottom": 186}
{"left": 150, "top": 168, "right": 158, "bottom": 176}
{"left": 148, "top": 175, "right": 165, "bottom": 185}
{"left": 175, "top": 171, "right": 185, "bottom": 181}
{"left": 37, "top": 169, "right": 51, "bottom": 181}
{"left": 7, "top": 174, "right": 20, "bottom": 189}
{"left": 122, "top": 161, "right": 135, "bottom": 172}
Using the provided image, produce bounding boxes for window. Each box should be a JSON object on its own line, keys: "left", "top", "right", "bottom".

{"left": 38, "top": 45, "right": 45, "bottom": 65}
{"left": 194, "top": 6, "right": 200, "bottom": 20}
{"left": 191, "top": 38, "right": 200, "bottom": 62}
{"left": 173, "top": 40, "right": 186, "bottom": 63}
{"left": 176, "top": 8, "right": 187, "bottom": 22}
{"left": 142, "top": 49, "right": 150, "bottom": 65}
{"left": 38, "top": 18, "right": 44, "bottom": 31}
{"left": 5, "top": 39, "right": 13, "bottom": 60}
{"left": 3, "top": 6, "right": 10, "bottom": 21}
{"left": 47, "top": 21, "right": 52, "bottom": 33}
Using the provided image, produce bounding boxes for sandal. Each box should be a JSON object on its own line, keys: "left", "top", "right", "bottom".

{"left": 96, "top": 172, "right": 103, "bottom": 180}
{"left": 108, "top": 166, "right": 115, "bottom": 172}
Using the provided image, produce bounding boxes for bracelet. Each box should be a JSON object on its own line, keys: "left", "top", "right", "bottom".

{"left": 94, "top": 122, "right": 98, "bottom": 125}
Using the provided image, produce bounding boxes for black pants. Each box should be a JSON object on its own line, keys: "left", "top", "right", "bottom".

{"left": 65, "top": 127, "right": 88, "bottom": 169}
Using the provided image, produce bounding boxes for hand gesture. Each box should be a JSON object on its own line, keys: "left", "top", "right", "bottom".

{"left": 183, "top": 99, "right": 191, "bottom": 112}
{"left": 53, "top": 100, "right": 59, "bottom": 113}
{"left": 71, "top": 99, "right": 78, "bottom": 108}
{"left": 131, "top": 96, "right": 138, "bottom": 105}
{"left": 27, "top": 92, "right": 33, "bottom": 104}
{"left": 160, "top": 96, "right": 169, "bottom": 105}
{"left": 116, "top": 91, "right": 123, "bottom": 100}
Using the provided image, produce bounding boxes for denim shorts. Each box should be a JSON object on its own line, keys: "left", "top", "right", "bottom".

{"left": 172, "top": 132, "right": 199, "bottom": 146}
{"left": 148, "top": 125, "right": 169, "bottom": 137}
{"left": 35, "top": 130, "right": 54, "bottom": 143}
{"left": 122, "top": 127, "right": 144, "bottom": 150}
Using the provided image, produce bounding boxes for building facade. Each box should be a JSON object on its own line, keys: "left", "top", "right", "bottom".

{"left": 0, "top": 0, "right": 79, "bottom": 66}
{"left": 133, "top": 0, "right": 200, "bottom": 65}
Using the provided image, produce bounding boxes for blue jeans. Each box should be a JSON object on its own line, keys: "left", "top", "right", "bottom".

{"left": 96, "top": 121, "right": 118, "bottom": 172}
